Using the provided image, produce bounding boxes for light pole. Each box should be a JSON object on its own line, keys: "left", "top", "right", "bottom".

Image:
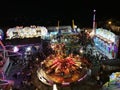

{"left": 92, "top": 9, "right": 96, "bottom": 35}
{"left": 90, "top": 9, "right": 96, "bottom": 38}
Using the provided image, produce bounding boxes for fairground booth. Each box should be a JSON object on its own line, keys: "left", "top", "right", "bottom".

{"left": 93, "top": 28, "right": 120, "bottom": 59}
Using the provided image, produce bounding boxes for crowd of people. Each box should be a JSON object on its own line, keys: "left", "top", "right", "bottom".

{"left": 0, "top": 30, "right": 114, "bottom": 90}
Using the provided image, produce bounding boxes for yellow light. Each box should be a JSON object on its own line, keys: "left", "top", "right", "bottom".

{"left": 108, "top": 21, "right": 112, "bottom": 25}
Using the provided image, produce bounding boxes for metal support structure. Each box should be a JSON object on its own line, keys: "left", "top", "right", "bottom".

{"left": 92, "top": 9, "right": 96, "bottom": 35}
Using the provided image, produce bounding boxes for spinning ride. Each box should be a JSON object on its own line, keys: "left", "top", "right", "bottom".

{"left": 37, "top": 43, "right": 90, "bottom": 86}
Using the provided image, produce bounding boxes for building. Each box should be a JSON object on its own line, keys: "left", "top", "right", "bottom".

{"left": 93, "top": 28, "right": 120, "bottom": 59}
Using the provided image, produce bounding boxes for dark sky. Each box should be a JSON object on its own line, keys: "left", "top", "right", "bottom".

{"left": 0, "top": 0, "right": 119, "bottom": 28}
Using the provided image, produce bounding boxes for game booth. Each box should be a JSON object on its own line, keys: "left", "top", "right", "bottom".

{"left": 93, "top": 28, "right": 119, "bottom": 59}
{"left": 6, "top": 26, "right": 48, "bottom": 39}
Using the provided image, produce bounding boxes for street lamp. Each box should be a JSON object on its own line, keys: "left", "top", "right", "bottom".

{"left": 107, "top": 21, "right": 112, "bottom": 30}
{"left": 108, "top": 21, "right": 112, "bottom": 25}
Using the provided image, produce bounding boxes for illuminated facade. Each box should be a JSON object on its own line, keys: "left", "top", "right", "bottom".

{"left": 6, "top": 26, "right": 48, "bottom": 39}
{"left": 94, "top": 28, "right": 120, "bottom": 59}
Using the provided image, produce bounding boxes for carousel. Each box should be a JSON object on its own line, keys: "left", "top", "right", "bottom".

{"left": 37, "top": 43, "right": 90, "bottom": 86}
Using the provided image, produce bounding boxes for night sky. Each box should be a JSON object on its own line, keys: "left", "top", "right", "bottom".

{"left": 0, "top": 0, "right": 119, "bottom": 28}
